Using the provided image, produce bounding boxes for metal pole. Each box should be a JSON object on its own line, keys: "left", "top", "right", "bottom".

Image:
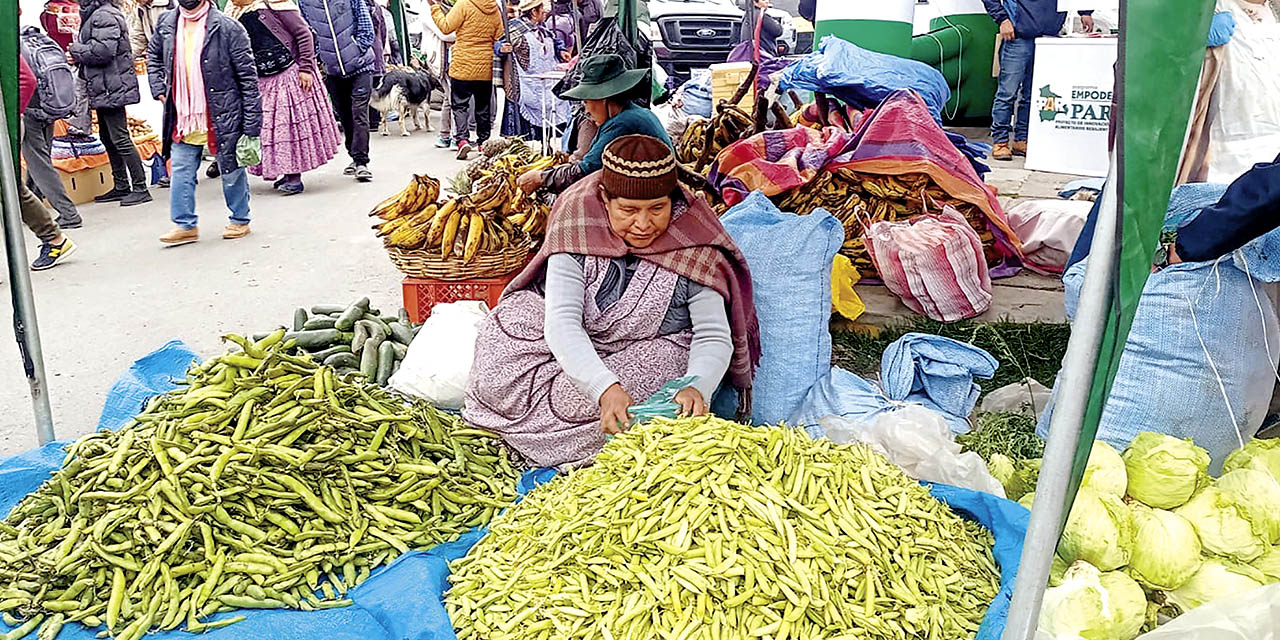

{"left": 0, "top": 88, "right": 57, "bottom": 446}
{"left": 1001, "top": 154, "right": 1120, "bottom": 640}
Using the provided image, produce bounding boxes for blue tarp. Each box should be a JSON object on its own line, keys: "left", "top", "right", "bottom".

{"left": 780, "top": 36, "right": 952, "bottom": 123}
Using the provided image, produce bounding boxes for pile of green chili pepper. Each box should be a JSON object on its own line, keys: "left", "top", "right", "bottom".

{"left": 0, "top": 331, "right": 519, "bottom": 640}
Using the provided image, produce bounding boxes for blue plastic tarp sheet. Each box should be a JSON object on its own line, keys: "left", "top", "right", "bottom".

{"left": 780, "top": 36, "right": 951, "bottom": 123}
{"left": 881, "top": 333, "right": 997, "bottom": 434}
{"left": 97, "top": 340, "right": 201, "bottom": 431}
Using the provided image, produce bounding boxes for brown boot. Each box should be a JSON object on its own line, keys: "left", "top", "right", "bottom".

{"left": 992, "top": 142, "right": 1013, "bottom": 161}
{"left": 223, "top": 223, "right": 251, "bottom": 240}
{"left": 160, "top": 227, "right": 199, "bottom": 245}
{"left": 1012, "top": 140, "right": 1028, "bottom": 157}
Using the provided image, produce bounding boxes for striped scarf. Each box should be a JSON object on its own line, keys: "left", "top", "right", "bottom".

{"left": 173, "top": 2, "right": 211, "bottom": 141}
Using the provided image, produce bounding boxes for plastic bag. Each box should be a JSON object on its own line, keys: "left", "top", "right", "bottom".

{"left": 980, "top": 378, "right": 1052, "bottom": 417}
{"left": 1005, "top": 199, "right": 1091, "bottom": 275}
{"left": 864, "top": 205, "right": 993, "bottom": 322}
{"left": 235, "top": 135, "right": 261, "bottom": 167}
{"left": 830, "top": 254, "right": 865, "bottom": 322}
{"left": 820, "top": 405, "right": 1005, "bottom": 497}
{"left": 1134, "top": 584, "right": 1280, "bottom": 640}
{"left": 388, "top": 301, "right": 489, "bottom": 409}
{"left": 628, "top": 375, "right": 699, "bottom": 425}
{"left": 779, "top": 36, "right": 951, "bottom": 123}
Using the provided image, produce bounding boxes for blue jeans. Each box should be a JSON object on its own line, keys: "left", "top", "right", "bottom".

{"left": 169, "top": 142, "right": 250, "bottom": 229}
{"left": 991, "top": 38, "right": 1036, "bottom": 144}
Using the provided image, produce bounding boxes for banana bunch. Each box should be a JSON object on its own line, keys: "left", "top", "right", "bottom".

{"left": 369, "top": 174, "right": 442, "bottom": 221}
{"left": 773, "top": 169, "right": 997, "bottom": 279}
{"left": 677, "top": 105, "right": 755, "bottom": 173}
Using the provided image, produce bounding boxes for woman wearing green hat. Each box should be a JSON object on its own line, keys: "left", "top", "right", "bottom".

{"left": 516, "top": 53, "right": 672, "bottom": 194}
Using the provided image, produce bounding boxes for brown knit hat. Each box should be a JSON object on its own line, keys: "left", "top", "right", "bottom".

{"left": 600, "top": 134, "right": 679, "bottom": 200}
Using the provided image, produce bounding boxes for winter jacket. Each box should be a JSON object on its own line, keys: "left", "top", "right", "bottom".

{"left": 298, "top": 0, "right": 377, "bottom": 78}
{"left": 129, "top": 0, "right": 175, "bottom": 60}
{"left": 147, "top": 7, "right": 263, "bottom": 173}
{"left": 255, "top": 6, "right": 322, "bottom": 76}
{"left": 69, "top": 0, "right": 142, "bottom": 109}
{"left": 981, "top": 0, "right": 1091, "bottom": 40}
{"left": 431, "top": 0, "right": 504, "bottom": 82}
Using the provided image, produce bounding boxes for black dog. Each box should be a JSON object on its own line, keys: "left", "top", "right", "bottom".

{"left": 372, "top": 67, "right": 443, "bottom": 137}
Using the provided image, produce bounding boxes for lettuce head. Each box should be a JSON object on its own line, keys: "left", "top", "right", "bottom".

{"left": 1059, "top": 487, "right": 1136, "bottom": 571}
{"left": 1174, "top": 486, "right": 1268, "bottom": 562}
{"left": 1038, "top": 561, "right": 1147, "bottom": 640}
{"left": 1122, "top": 432, "right": 1210, "bottom": 509}
{"left": 1215, "top": 468, "right": 1280, "bottom": 543}
{"left": 1082, "top": 440, "right": 1127, "bottom": 497}
{"left": 1127, "top": 505, "right": 1202, "bottom": 590}
{"left": 1167, "top": 559, "right": 1265, "bottom": 613}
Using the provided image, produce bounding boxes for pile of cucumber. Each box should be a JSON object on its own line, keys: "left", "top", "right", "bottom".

{"left": 253, "top": 298, "right": 419, "bottom": 384}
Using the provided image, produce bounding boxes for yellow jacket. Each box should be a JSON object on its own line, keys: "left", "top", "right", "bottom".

{"left": 431, "top": 0, "right": 505, "bottom": 82}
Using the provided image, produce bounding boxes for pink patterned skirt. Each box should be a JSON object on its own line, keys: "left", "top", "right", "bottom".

{"left": 249, "top": 64, "right": 340, "bottom": 180}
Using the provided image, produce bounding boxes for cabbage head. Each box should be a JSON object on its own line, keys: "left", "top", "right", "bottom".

{"left": 1215, "top": 468, "right": 1280, "bottom": 543}
{"left": 1167, "top": 559, "right": 1265, "bottom": 613}
{"left": 1019, "top": 491, "right": 1035, "bottom": 510}
{"left": 988, "top": 453, "right": 1016, "bottom": 490}
{"left": 1223, "top": 438, "right": 1280, "bottom": 484}
{"left": 1174, "top": 486, "right": 1268, "bottom": 562}
{"left": 1059, "top": 487, "right": 1135, "bottom": 571}
{"left": 1127, "top": 505, "right": 1202, "bottom": 590}
{"left": 1253, "top": 545, "right": 1280, "bottom": 583}
{"left": 1050, "top": 553, "right": 1068, "bottom": 587}
{"left": 1082, "top": 440, "right": 1127, "bottom": 497}
{"left": 1038, "top": 561, "right": 1147, "bottom": 640}
{"left": 1122, "top": 432, "right": 1210, "bottom": 509}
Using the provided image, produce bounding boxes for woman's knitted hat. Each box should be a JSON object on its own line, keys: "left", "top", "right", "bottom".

{"left": 600, "top": 134, "right": 678, "bottom": 200}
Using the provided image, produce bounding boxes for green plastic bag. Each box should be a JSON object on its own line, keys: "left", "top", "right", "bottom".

{"left": 628, "top": 375, "right": 700, "bottom": 426}
{"left": 236, "top": 135, "right": 261, "bottom": 167}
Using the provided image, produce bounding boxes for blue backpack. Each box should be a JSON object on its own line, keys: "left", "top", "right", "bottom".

{"left": 20, "top": 26, "right": 77, "bottom": 122}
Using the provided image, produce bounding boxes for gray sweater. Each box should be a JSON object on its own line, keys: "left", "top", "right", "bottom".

{"left": 543, "top": 253, "right": 733, "bottom": 404}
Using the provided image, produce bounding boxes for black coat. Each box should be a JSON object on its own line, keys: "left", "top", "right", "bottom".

{"left": 146, "top": 7, "right": 263, "bottom": 173}
{"left": 70, "top": 0, "right": 142, "bottom": 109}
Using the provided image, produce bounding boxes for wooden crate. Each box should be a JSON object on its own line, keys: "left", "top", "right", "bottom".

{"left": 710, "top": 62, "right": 754, "bottom": 110}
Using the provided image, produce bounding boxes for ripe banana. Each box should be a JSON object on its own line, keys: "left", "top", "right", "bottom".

{"left": 440, "top": 208, "right": 463, "bottom": 259}
{"left": 427, "top": 200, "right": 456, "bottom": 244}
{"left": 462, "top": 213, "right": 484, "bottom": 263}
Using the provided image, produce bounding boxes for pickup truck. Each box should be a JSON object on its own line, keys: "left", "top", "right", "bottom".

{"left": 646, "top": 0, "right": 797, "bottom": 82}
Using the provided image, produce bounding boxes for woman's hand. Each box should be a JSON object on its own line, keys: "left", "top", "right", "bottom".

{"left": 999, "top": 19, "right": 1015, "bottom": 41}
{"left": 599, "top": 383, "right": 634, "bottom": 435}
{"left": 674, "top": 387, "right": 707, "bottom": 417}
{"left": 517, "top": 169, "right": 544, "bottom": 194}
{"left": 298, "top": 71, "right": 314, "bottom": 91}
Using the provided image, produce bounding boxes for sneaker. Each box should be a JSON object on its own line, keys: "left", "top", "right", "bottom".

{"left": 160, "top": 226, "right": 199, "bottom": 245}
{"left": 1012, "top": 140, "right": 1028, "bottom": 157}
{"left": 157, "top": 176, "right": 171, "bottom": 188}
{"left": 992, "top": 142, "right": 1013, "bottom": 161}
{"left": 56, "top": 215, "right": 83, "bottom": 230}
{"left": 31, "top": 237, "right": 77, "bottom": 271}
{"left": 435, "top": 136, "right": 452, "bottom": 149}
{"left": 223, "top": 223, "right": 251, "bottom": 240}
{"left": 354, "top": 165, "right": 373, "bottom": 182}
{"left": 94, "top": 188, "right": 130, "bottom": 203}
{"left": 456, "top": 140, "right": 473, "bottom": 161}
{"left": 120, "top": 190, "right": 153, "bottom": 207}
{"left": 343, "top": 163, "right": 357, "bottom": 176}
{"left": 206, "top": 162, "right": 221, "bottom": 179}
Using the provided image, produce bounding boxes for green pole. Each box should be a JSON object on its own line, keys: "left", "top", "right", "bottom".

{"left": 389, "top": 0, "right": 412, "bottom": 63}
{"left": 2, "top": 0, "right": 18, "bottom": 161}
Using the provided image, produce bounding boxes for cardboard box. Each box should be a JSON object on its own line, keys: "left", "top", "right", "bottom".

{"left": 58, "top": 164, "right": 113, "bottom": 205}
{"left": 710, "top": 62, "right": 754, "bottom": 110}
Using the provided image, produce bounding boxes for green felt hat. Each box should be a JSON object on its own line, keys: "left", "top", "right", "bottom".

{"left": 561, "top": 54, "right": 649, "bottom": 101}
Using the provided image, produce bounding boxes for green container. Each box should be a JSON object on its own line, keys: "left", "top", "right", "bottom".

{"left": 814, "top": 1, "right": 916, "bottom": 58}
{"left": 911, "top": 8, "right": 1000, "bottom": 122}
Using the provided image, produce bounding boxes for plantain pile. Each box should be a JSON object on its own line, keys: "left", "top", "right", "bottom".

{"left": 677, "top": 105, "right": 755, "bottom": 174}
{"left": 374, "top": 154, "right": 559, "bottom": 263}
{"left": 775, "top": 169, "right": 1002, "bottom": 279}
{"left": 0, "top": 331, "right": 520, "bottom": 640}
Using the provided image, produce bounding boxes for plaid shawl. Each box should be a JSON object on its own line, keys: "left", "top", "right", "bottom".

{"left": 709, "top": 126, "right": 855, "bottom": 208}
{"left": 507, "top": 172, "right": 762, "bottom": 405}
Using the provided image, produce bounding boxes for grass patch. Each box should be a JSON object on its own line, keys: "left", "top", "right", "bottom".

{"left": 832, "top": 318, "right": 1071, "bottom": 396}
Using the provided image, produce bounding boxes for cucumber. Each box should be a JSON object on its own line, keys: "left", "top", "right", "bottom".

{"left": 397, "top": 308, "right": 411, "bottom": 326}
{"left": 351, "top": 322, "right": 370, "bottom": 353}
{"left": 310, "top": 304, "right": 346, "bottom": 315}
{"left": 303, "top": 316, "right": 337, "bottom": 330}
{"left": 339, "top": 332, "right": 356, "bottom": 344}
{"left": 387, "top": 321, "right": 415, "bottom": 346}
{"left": 312, "top": 344, "right": 352, "bottom": 360}
{"left": 361, "top": 319, "right": 389, "bottom": 345}
{"left": 376, "top": 341, "right": 396, "bottom": 385}
{"left": 324, "top": 352, "right": 361, "bottom": 369}
{"left": 334, "top": 299, "right": 368, "bottom": 331}
{"left": 293, "top": 308, "right": 309, "bottom": 332}
{"left": 359, "top": 339, "right": 380, "bottom": 380}
{"left": 389, "top": 342, "right": 408, "bottom": 360}
{"left": 283, "top": 329, "right": 342, "bottom": 349}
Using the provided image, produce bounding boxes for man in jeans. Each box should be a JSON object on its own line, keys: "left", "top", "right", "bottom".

{"left": 299, "top": 0, "right": 378, "bottom": 182}
{"left": 982, "top": 0, "right": 1092, "bottom": 160}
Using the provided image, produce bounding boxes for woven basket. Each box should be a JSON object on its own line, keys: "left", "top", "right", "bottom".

{"left": 386, "top": 236, "right": 535, "bottom": 280}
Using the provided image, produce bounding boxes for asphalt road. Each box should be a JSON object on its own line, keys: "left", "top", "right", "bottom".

{"left": 0, "top": 127, "right": 469, "bottom": 455}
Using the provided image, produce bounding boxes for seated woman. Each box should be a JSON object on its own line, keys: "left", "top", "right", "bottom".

{"left": 466, "top": 135, "right": 761, "bottom": 468}
{"left": 516, "top": 54, "right": 672, "bottom": 195}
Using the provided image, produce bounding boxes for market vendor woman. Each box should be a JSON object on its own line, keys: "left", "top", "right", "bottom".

{"left": 466, "top": 135, "right": 760, "bottom": 468}
{"left": 515, "top": 54, "right": 672, "bottom": 195}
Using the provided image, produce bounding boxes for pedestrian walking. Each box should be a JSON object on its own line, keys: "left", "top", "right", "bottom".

{"left": 19, "top": 26, "right": 83, "bottom": 230}
{"left": 129, "top": 0, "right": 176, "bottom": 61}
{"left": 497, "top": 0, "right": 568, "bottom": 141}
{"left": 70, "top": 0, "right": 153, "bottom": 206}
{"left": 226, "top": 0, "right": 341, "bottom": 195}
{"left": 17, "top": 52, "right": 78, "bottom": 271}
{"left": 298, "top": 0, "right": 379, "bottom": 182}
{"left": 147, "top": 0, "right": 262, "bottom": 244}
{"left": 428, "top": 0, "right": 505, "bottom": 160}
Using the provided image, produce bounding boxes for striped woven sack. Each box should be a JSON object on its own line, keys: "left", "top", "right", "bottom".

{"left": 864, "top": 205, "right": 992, "bottom": 322}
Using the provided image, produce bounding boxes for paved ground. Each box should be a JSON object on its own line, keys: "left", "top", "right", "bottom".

{"left": 0, "top": 123, "right": 1082, "bottom": 455}
{"left": 0, "top": 131, "right": 470, "bottom": 455}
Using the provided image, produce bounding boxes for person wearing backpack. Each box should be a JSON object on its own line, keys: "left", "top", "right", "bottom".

{"left": 20, "top": 27, "right": 82, "bottom": 229}
{"left": 69, "top": 0, "right": 153, "bottom": 207}
{"left": 18, "top": 54, "right": 79, "bottom": 271}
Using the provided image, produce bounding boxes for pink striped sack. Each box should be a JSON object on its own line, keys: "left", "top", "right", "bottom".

{"left": 864, "top": 205, "right": 993, "bottom": 322}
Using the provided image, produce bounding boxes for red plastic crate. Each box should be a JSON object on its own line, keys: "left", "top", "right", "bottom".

{"left": 402, "top": 275, "right": 516, "bottom": 323}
